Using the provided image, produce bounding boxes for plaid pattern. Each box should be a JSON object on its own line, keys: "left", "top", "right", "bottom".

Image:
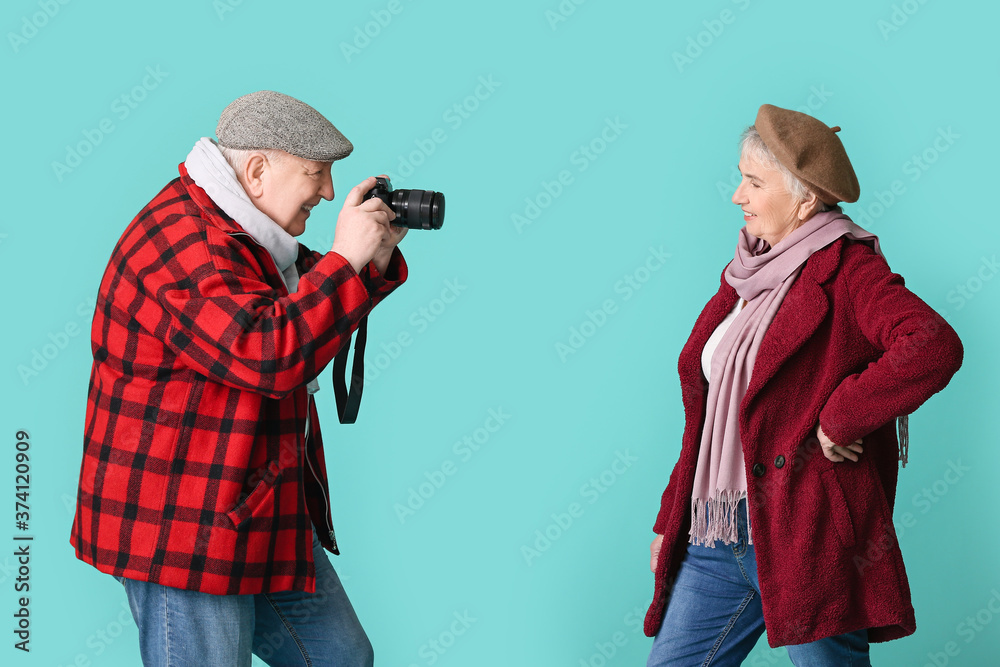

{"left": 71, "top": 164, "right": 406, "bottom": 595}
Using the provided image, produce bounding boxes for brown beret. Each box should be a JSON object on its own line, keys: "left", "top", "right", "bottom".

{"left": 754, "top": 104, "right": 860, "bottom": 205}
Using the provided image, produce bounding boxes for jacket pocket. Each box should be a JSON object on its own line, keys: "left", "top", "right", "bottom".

{"left": 821, "top": 468, "right": 856, "bottom": 549}
{"left": 226, "top": 460, "right": 281, "bottom": 529}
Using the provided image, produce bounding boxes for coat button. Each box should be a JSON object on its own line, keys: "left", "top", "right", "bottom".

{"left": 752, "top": 463, "right": 766, "bottom": 477}
{"left": 774, "top": 455, "right": 786, "bottom": 469}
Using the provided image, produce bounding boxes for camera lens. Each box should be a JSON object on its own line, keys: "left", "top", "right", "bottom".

{"left": 390, "top": 189, "right": 445, "bottom": 230}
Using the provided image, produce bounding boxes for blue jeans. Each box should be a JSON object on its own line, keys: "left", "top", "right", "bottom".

{"left": 116, "top": 530, "right": 373, "bottom": 666}
{"left": 648, "top": 500, "right": 869, "bottom": 667}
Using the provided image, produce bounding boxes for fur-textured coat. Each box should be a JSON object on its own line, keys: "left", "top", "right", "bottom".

{"left": 645, "top": 238, "right": 963, "bottom": 646}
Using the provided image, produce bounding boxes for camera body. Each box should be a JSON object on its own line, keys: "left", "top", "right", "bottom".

{"left": 363, "top": 177, "right": 445, "bottom": 230}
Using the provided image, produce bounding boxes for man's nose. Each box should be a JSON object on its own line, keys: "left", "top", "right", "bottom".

{"left": 319, "top": 173, "right": 334, "bottom": 201}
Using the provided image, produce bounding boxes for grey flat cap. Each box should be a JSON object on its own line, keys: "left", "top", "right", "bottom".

{"left": 216, "top": 90, "right": 353, "bottom": 161}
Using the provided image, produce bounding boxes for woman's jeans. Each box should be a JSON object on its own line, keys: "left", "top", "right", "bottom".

{"left": 116, "top": 530, "right": 372, "bottom": 666}
{"left": 648, "top": 500, "right": 870, "bottom": 667}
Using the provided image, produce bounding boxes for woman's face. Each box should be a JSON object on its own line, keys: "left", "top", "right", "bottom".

{"left": 731, "top": 154, "right": 805, "bottom": 248}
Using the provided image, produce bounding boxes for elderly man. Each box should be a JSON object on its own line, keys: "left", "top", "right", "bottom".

{"left": 70, "top": 91, "right": 405, "bottom": 666}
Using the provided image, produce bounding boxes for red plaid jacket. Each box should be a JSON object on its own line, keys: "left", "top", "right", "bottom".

{"left": 71, "top": 163, "right": 406, "bottom": 595}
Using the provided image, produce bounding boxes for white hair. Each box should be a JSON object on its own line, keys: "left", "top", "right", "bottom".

{"left": 217, "top": 144, "right": 287, "bottom": 177}
{"left": 739, "top": 126, "right": 834, "bottom": 211}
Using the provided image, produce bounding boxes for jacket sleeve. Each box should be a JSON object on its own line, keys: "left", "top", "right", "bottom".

{"left": 299, "top": 243, "right": 407, "bottom": 306}
{"left": 158, "top": 230, "right": 399, "bottom": 400}
{"left": 652, "top": 465, "right": 681, "bottom": 534}
{"left": 818, "top": 243, "right": 963, "bottom": 446}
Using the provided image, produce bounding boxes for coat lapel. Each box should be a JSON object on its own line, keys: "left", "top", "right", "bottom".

{"left": 744, "top": 278, "right": 828, "bottom": 406}
{"left": 743, "top": 240, "right": 841, "bottom": 408}
{"left": 682, "top": 240, "right": 843, "bottom": 417}
{"left": 680, "top": 277, "right": 739, "bottom": 393}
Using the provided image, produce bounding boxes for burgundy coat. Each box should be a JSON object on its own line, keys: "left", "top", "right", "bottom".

{"left": 71, "top": 164, "right": 406, "bottom": 595}
{"left": 645, "top": 238, "right": 963, "bottom": 646}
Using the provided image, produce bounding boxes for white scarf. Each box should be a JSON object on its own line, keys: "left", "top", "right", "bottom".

{"left": 184, "top": 137, "right": 301, "bottom": 292}
{"left": 184, "top": 137, "right": 319, "bottom": 395}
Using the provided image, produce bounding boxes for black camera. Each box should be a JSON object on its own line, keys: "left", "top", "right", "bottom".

{"left": 363, "top": 177, "right": 445, "bottom": 230}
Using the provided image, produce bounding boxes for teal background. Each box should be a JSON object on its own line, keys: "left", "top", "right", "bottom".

{"left": 2, "top": 0, "right": 998, "bottom": 664}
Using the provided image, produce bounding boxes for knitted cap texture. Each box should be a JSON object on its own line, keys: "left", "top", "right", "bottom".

{"left": 216, "top": 90, "right": 353, "bottom": 162}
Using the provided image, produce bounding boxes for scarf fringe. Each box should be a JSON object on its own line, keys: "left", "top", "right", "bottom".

{"left": 689, "top": 490, "right": 748, "bottom": 547}
{"left": 898, "top": 414, "right": 909, "bottom": 468}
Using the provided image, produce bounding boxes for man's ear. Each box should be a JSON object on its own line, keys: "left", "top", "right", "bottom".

{"left": 243, "top": 153, "right": 267, "bottom": 199}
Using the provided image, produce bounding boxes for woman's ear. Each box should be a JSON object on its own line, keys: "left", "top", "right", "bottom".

{"left": 797, "top": 190, "right": 823, "bottom": 221}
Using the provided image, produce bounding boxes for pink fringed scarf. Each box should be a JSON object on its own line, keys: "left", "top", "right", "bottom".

{"left": 689, "top": 210, "right": 897, "bottom": 547}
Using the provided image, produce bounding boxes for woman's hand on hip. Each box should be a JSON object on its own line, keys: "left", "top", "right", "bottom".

{"left": 817, "top": 423, "right": 863, "bottom": 463}
{"left": 650, "top": 535, "right": 663, "bottom": 573}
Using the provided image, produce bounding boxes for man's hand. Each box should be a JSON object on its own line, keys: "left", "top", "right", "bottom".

{"left": 650, "top": 535, "right": 663, "bottom": 573}
{"left": 817, "top": 422, "right": 863, "bottom": 463}
{"left": 331, "top": 176, "right": 397, "bottom": 274}
{"left": 372, "top": 217, "right": 407, "bottom": 275}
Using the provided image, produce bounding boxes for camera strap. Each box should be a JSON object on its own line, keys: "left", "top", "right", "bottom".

{"left": 333, "top": 316, "right": 368, "bottom": 424}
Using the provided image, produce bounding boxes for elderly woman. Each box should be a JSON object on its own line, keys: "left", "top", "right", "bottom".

{"left": 644, "top": 105, "right": 963, "bottom": 666}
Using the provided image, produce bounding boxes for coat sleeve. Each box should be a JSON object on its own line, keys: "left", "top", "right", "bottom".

{"left": 158, "top": 229, "right": 401, "bottom": 400}
{"left": 652, "top": 465, "right": 681, "bottom": 534}
{"left": 818, "top": 242, "right": 963, "bottom": 446}
{"left": 298, "top": 243, "right": 407, "bottom": 305}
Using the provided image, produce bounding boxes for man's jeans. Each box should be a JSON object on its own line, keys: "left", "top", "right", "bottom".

{"left": 116, "top": 530, "right": 372, "bottom": 666}
{"left": 647, "top": 499, "right": 870, "bottom": 667}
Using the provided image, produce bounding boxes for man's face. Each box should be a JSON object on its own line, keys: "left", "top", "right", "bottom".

{"left": 253, "top": 152, "right": 334, "bottom": 236}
